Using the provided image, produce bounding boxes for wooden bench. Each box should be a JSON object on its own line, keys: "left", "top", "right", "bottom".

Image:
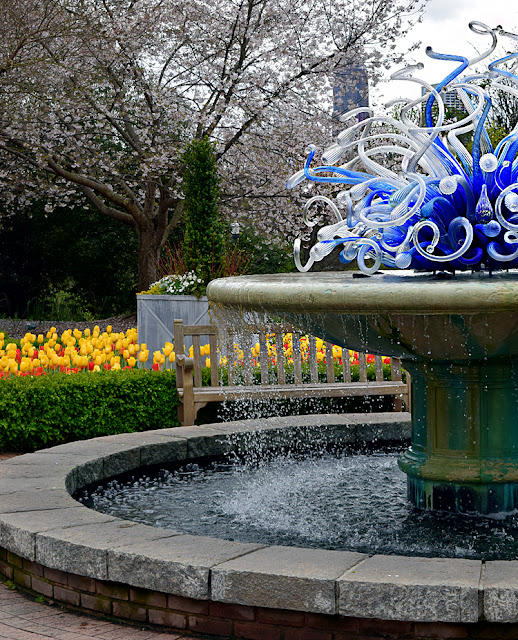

{"left": 173, "top": 319, "right": 409, "bottom": 426}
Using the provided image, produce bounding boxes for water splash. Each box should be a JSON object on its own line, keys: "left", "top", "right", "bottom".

{"left": 288, "top": 22, "right": 518, "bottom": 275}
{"left": 81, "top": 450, "right": 518, "bottom": 560}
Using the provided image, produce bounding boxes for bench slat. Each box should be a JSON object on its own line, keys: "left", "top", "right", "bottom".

{"left": 375, "top": 355, "right": 384, "bottom": 382}
{"left": 292, "top": 333, "right": 302, "bottom": 384}
{"left": 277, "top": 333, "right": 286, "bottom": 385}
{"left": 359, "top": 352, "right": 368, "bottom": 383}
{"left": 259, "top": 331, "right": 269, "bottom": 385}
{"left": 226, "top": 338, "right": 236, "bottom": 385}
{"left": 342, "top": 349, "right": 351, "bottom": 383}
{"left": 181, "top": 325, "right": 216, "bottom": 336}
{"left": 391, "top": 357, "right": 402, "bottom": 381}
{"left": 242, "top": 334, "right": 253, "bottom": 385}
{"left": 309, "top": 336, "right": 319, "bottom": 384}
{"left": 325, "top": 341, "right": 335, "bottom": 383}
{"left": 209, "top": 334, "right": 218, "bottom": 387}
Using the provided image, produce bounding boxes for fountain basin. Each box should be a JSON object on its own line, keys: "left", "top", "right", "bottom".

{"left": 208, "top": 271, "right": 518, "bottom": 515}
{"left": 2, "top": 416, "right": 518, "bottom": 637}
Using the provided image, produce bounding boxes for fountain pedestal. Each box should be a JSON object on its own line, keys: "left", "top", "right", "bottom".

{"left": 208, "top": 270, "right": 518, "bottom": 516}
{"left": 400, "top": 358, "right": 518, "bottom": 514}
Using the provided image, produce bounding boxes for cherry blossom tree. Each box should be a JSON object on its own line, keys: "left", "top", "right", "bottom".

{"left": 0, "top": 0, "right": 425, "bottom": 289}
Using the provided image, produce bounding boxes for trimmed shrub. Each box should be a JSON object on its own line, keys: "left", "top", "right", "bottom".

{"left": 0, "top": 369, "right": 180, "bottom": 452}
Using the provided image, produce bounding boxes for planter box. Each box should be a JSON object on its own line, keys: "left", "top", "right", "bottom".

{"left": 137, "top": 294, "right": 210, "bottom": 368}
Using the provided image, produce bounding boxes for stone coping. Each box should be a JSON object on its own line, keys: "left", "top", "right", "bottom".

{"left": 207, "top": 270, "right": 518, "bottom": 314}
{"left": 0, "top": 412, "right": 512, "bottom": 624}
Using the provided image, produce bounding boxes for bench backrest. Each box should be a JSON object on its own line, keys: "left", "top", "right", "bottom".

{"left": 173, "top": 319, "right": 403, "bottom": 389}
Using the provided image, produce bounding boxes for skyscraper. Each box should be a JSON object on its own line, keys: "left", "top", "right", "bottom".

{"left": 332, "top": 65, "right": 369, "bottom": 137}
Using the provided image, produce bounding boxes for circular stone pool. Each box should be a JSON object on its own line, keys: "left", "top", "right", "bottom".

{"left": 81, "top": 449, "right": 518, "bottom": 561}
{"left": 2, "top": 413, "right": 518, "bottom": 639}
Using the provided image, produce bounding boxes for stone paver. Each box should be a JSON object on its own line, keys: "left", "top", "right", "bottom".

{"left": 0, "top": 581, "right": 201, "bottom": 640}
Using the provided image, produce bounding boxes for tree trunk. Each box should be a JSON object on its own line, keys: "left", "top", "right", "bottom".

{"left": 137, "top": 224, "right": 161, "bottom": 291}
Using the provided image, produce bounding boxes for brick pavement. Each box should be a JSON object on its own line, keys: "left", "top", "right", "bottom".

{"left": 0, "top": 578, "right": 214, "bottom": 640}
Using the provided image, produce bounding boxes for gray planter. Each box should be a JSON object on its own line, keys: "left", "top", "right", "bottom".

{"left": 137, "top": 294, "right": 210, "bottom": 368}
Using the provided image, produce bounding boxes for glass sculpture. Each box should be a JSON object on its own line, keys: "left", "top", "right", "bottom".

{"left": 288, "top": 22, "right": 518, "bottom": 275}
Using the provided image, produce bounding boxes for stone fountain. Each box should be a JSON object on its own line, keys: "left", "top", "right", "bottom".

{"left": 209, "top": 22, "right": 518, "bottom": 515}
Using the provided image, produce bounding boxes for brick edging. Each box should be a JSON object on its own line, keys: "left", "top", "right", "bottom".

{"left": 0, "top": 546, "right": 507, "bottom": 640}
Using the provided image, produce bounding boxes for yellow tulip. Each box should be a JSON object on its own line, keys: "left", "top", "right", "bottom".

{"left": 106, "top": 325, "right": 112, "bottom": 334}
{"left": 138, "top": 350, "right": 148, "bottom": 363}
{"left": 112, "top": 362, "right": 121, "bottom": 370}
{"left": 128, "top": 356, "right": 137, "bottom": 368}
{"left": 92, "top": 364, "right": 101, "bottom": 372}
{"left": 94, "top": 355, "right": 102, "bottom": 366}
{"left": 169, "top": 352, "right": 176, "bottom": 363}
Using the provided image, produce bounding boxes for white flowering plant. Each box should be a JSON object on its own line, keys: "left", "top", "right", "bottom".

{"left": 146, "top": 271, "right": 205, "bottom": 296}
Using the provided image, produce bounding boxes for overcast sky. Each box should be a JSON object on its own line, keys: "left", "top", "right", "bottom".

{"left": 372, "top": 0, "right": 518, "bottom": 106}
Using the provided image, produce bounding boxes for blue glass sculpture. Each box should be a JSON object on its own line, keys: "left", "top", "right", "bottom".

{"left": 287, "top": 22, "right": 518, "bottom": 275}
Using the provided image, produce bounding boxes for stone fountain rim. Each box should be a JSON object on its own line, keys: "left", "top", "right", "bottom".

{"left": 0, "top": 414, "right": 516, "bottom": 625}
{"left": 207, "top": 270, "right": 518, "bottom": 314}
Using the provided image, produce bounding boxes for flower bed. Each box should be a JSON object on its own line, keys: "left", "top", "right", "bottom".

{"left": 0, "top": 325, "right": 146, "bottom": 378}
{"left": 0, "top": 326, "right": 393, "bottom": 381}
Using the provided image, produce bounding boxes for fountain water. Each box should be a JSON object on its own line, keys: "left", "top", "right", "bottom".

{"left": 209, "top": 22, "right": 518, "bottom": 515}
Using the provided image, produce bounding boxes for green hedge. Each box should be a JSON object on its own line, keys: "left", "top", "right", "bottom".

{"left": 0, "top": 369, "right": 180, "bottom": 452}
